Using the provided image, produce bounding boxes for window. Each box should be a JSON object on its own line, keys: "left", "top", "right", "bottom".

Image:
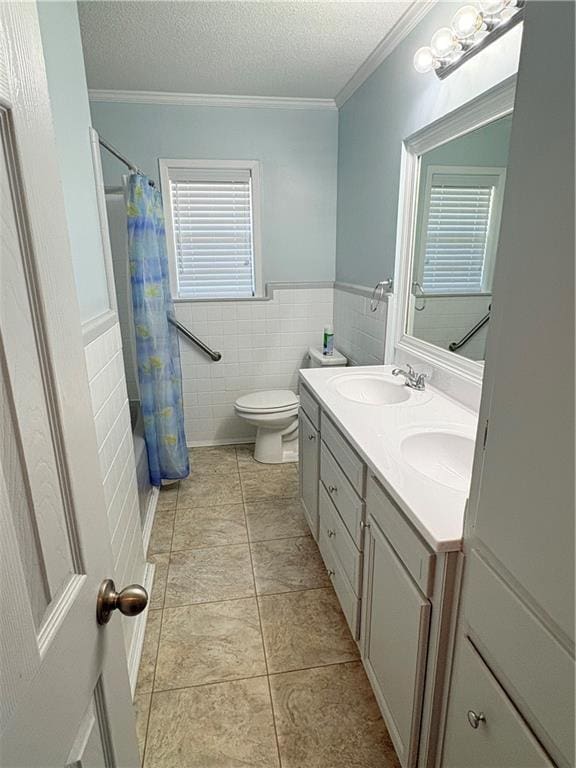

{"left": 418, "top": 166, "right": 506, "bottom": 294}
{"left": 160, "top": 159, "right": 262, "bottom": 299}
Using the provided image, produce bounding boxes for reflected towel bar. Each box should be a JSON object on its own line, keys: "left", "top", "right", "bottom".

{"left": 168, "top": 317, "right": 222, "bottom": 362}
{"left": 449, "top": 310, "right": 490, "bottom": 352}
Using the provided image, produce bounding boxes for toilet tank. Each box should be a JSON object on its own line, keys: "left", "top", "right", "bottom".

{"left": 308, "top": 346, "right": 347, "bottom": 368}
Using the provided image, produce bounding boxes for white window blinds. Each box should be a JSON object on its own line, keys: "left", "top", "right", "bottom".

{"left": 168, "top": 167, "right": 256, "bottom": 299}
{"left": 421, "top": 174, "right": 498, "bottom": 294}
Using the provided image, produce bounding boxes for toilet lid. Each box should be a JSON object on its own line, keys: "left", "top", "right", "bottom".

{"left": 235, "top": 390, "right": 299, "bottom": 413}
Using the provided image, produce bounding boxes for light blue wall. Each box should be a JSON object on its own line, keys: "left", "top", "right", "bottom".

{"left": 37, "top": 0, "right": 110, "bottom": 323}
{"left": 336, "top": 1, "right": 522, "bottom": 287}
{"left": 90, "top": 102, "right": 338, "bottom": 283}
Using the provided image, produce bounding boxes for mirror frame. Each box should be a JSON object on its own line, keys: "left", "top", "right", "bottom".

{"left": 392, "top": 75, "right": 516, "bottom": 385}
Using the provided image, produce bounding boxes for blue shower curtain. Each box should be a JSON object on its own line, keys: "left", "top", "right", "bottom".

{"left": 126, "top": 174, "right": 189, "bottom": 486}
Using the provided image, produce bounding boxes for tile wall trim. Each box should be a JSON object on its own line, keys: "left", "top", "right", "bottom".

{"left": 173, "top": 280, "right": 335, "bottom": 305}
{"left": 82, "top": 307, "right": 118, "bottom": 346}
{"left": 334, "top": 280, "right": 393, "bottom": 301}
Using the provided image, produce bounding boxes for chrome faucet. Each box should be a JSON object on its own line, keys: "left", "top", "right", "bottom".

{"left": 392, "top": 363, "right": 427, "bottom": 391}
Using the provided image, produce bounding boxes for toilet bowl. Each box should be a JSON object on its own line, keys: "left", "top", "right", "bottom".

{"left": 234, "top": 390, "right": 299, "bottom": 464}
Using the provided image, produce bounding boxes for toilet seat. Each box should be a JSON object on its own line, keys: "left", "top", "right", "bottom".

{"left": 235, "top": 390, "right": 299, "bottom": 414}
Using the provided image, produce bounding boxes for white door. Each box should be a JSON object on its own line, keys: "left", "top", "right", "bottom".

{"left": 0, "top": 3, "right": 142, "bottom": 766}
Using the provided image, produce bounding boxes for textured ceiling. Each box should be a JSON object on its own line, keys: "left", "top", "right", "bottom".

{"left": 78, "top": 1, "right": 413, "bottom": 98}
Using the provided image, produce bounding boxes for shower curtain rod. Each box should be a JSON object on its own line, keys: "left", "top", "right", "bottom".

{"left": 98, "top": 136, "right": 155, "bottom": 186}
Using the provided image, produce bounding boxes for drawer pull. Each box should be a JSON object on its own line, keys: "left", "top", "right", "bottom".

{"left": 328, "top": 485, "right": 338, "bottom": 494}
{"left": 327, "top": 529, "right": 335, "bottom": 538}
{"left": 467, "top": 710, "right": 486, "bottom": 730}
{"left": 327, "top": 568, "right": 335, "bottom": 577}
{"left": 308, "top": 433, "right": 316, "bottom": 441}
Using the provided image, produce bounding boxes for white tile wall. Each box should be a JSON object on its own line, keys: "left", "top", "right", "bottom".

{"left": 175, "top": 286, "right": 334, "bottom": 445}
{"left": 84, "top": 322, "right": 146, "bottom": 657}
{"left": 333, "top": 286, "right": 388, "bottom": 366}
{"left": 412, "top": 295, "right": 491, "bottom": 362}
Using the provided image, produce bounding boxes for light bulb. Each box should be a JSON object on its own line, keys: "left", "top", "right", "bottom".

{"left": 452, "top": 5, "right": 483, "bottom": 39}
{"left": 413, "top": 46, "right": 437, "bottom": 74}
{"left": 479, "top": 0, "right": 509, "bottom": 15}
{"left": 430, "top": 27, "right": 459, "bottom": 58}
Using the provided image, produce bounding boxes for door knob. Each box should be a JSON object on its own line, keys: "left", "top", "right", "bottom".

{"left": 97, "top": 578, "right": 148, "bottom": 625}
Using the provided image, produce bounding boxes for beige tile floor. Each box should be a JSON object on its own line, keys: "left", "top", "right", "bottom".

{"left": 135, "top": 444, "right": 400, "bottom": 768}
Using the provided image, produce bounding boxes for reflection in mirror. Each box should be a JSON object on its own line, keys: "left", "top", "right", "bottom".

{"left": 407, "top": 114, "right": 512, "bottom": 361}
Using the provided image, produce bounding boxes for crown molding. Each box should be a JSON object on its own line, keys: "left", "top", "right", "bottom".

{"left": 89, "top": 1, "right": 436, "bottom": 113}
{"left": 335, "top": 0, "right": 438, "bottom": 108}
{"left": 88, "top": 89, "right": 337, "bottom": 111}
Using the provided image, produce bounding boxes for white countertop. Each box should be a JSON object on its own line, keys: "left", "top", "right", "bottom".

{"left": 299, "top": 365, "right": 479, "bottom": 553}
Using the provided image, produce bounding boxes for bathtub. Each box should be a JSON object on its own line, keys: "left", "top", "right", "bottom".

{"left": 129, "top": 400, "right": 153, "bottom": 530}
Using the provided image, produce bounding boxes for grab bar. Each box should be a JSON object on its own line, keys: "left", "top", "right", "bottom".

{"left": 168, "top": 316, "right": 222, "bottom": 362}
{"left": 449, "top": 309, "right": 491, "bottom": 352}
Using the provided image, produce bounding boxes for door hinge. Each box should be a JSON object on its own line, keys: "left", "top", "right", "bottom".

{"left": 482, "top": 419, "right": 489, "bottom": 450}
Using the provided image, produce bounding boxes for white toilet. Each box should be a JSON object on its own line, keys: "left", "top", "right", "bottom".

{"left": 234, "top": 346, "right": 347, "bottom": 464}
{"left": 235, "top": 390, "right": 300, "bottom": 464}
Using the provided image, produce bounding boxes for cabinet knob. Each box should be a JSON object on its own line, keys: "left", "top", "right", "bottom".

{"left": 327, "top": 529, "right": 335, "bottom": 538}
{"left": 360, "top": 520, "right": 370, "bottom": 530}
{"left": 467, "top": 710, "right": 486, "bottom": 730}
{"left": 308, "top": 434, "right": 316, "bottom": 441}
{"left": 326, "top": 568, "right": 335, "bottom": 577}
{"left": 328, "top": 485, "right": 338, "bottom": 494}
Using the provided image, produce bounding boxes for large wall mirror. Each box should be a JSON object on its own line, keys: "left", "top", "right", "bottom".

{"left": 394, "top": 78, "right": 516, "bottom": 382}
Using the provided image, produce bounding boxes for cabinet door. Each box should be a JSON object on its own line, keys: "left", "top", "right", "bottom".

{"left": 442, "top": 637, "right": 554, "bottom": 768}
{"left": 361, "top": 518, "right": 431, "bottom": 768}
{"left": 299, "top": 410, "right": 319, "bottom": 540}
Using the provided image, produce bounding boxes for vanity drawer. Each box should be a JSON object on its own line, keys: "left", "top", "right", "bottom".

{"left": 366, "top": 475, "right": 435, "bottom": 597}
{"left": 321, "top": 414, "right": 366, "bottom": 496}
{"left": 319, "top": 484, "right": 363, "bottom": 595}
{"left": 320, "top": 441, "right": 365, "bottom": 549}
{"left": 443, "top": 636, "right": 554, "bottom": 768}
{"left": 299, "top": 383, "right": 320, "bottom": 430}
{"left": 464, "top": 550, "right": 575, "bottom": 767}
{"left": 319, "top": 524, "right": 360, "bottom": 639}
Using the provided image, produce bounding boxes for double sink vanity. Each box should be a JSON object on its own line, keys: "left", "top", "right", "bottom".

{"left": 292, "top": 70, "right": 559, "bottom": 768}
{"left": 298, "top": 365, "right": 478, "bottom": 768}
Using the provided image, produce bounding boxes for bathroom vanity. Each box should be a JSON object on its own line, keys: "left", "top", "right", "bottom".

{"left": 298, "top": 367, "right": 477, "bottom": 768}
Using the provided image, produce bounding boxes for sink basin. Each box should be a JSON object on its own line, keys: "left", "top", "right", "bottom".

{"left": 400, "top": 430, "right": 475, "bottom": 491}
{"left": 330, "top": 374, "right": 411, "bottom": 405}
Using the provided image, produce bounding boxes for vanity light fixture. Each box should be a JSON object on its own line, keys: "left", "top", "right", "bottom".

{"left": 414, "top": 0, "right": 525, "bottom": 79}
